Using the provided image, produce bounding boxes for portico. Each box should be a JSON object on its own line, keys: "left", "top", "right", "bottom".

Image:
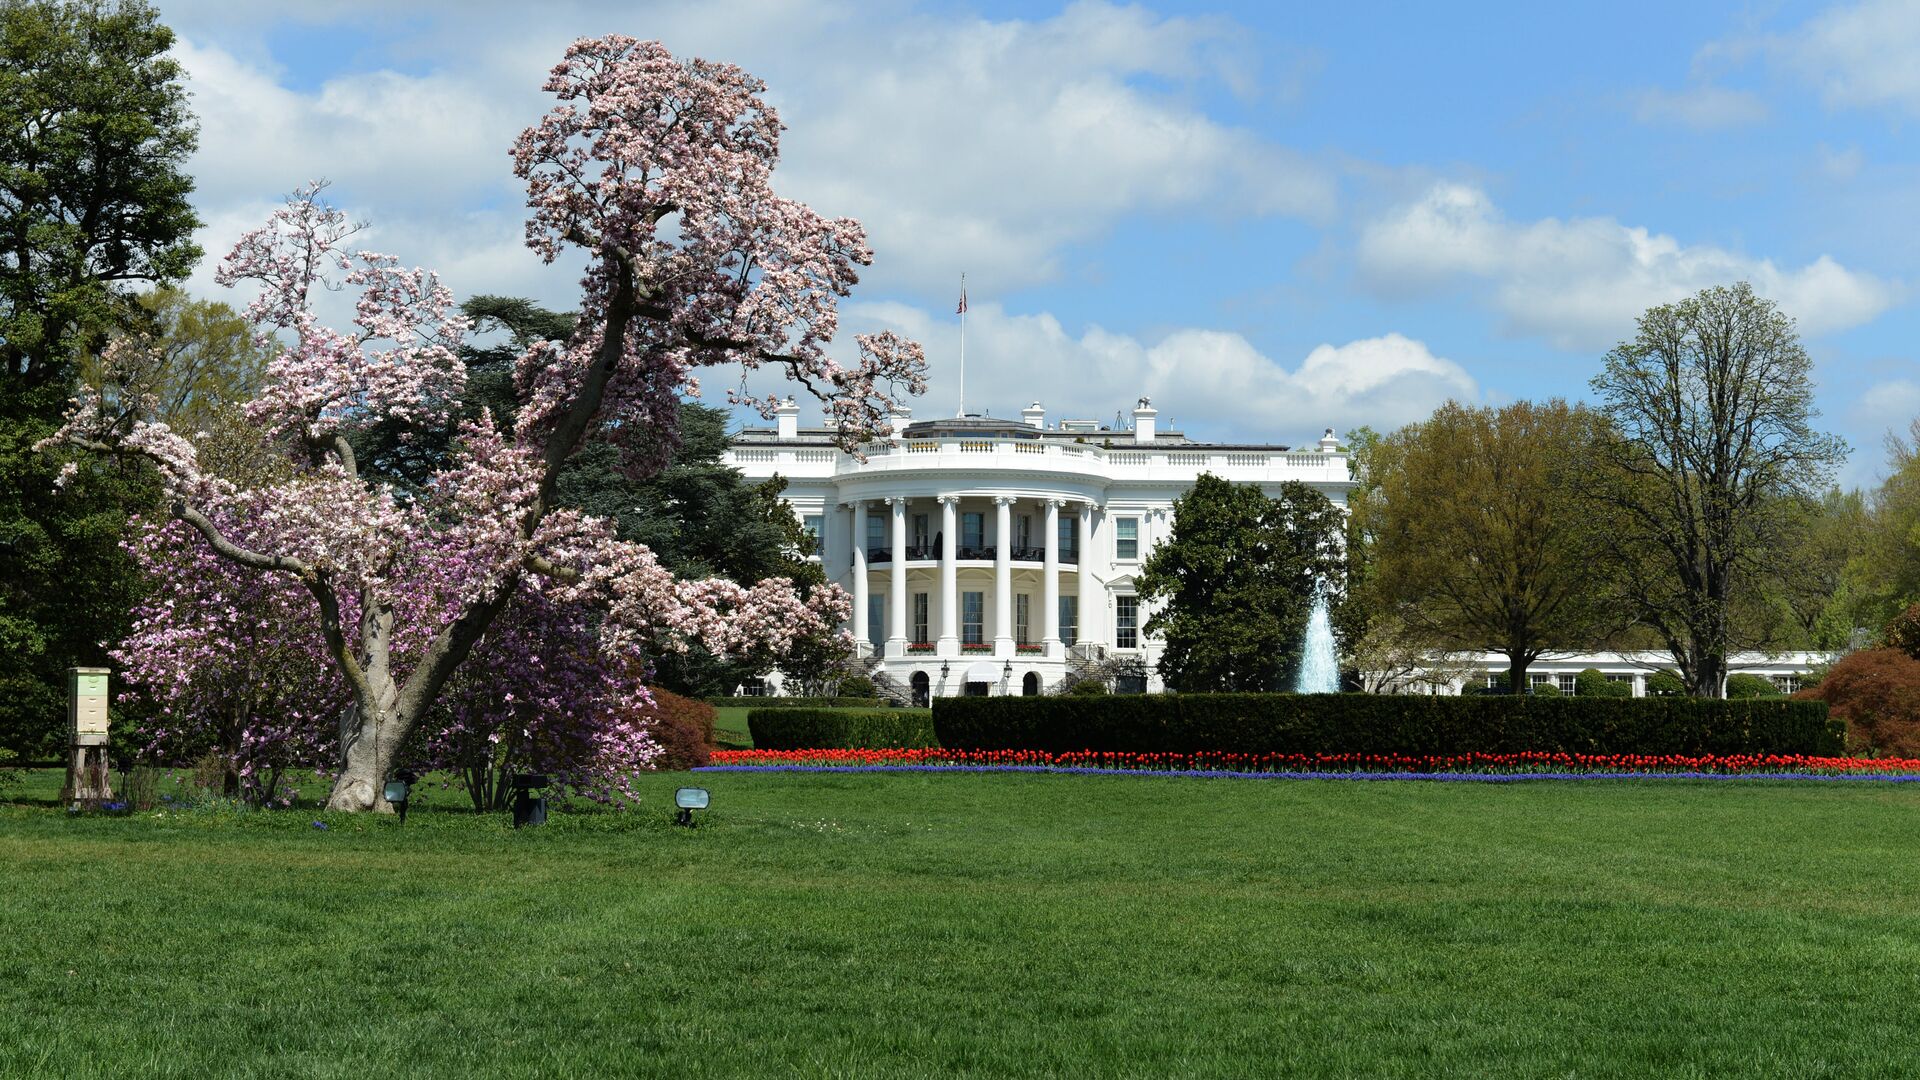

{"left": 844, "top": 493, "right": 1095, "bottom": 661}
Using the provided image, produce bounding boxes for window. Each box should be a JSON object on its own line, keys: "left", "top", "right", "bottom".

{"left": 1115, "top": 596, "right": 1138, "bottom": 649}
{"left": 1059, "top": 596, "right": 1078, "bottom": 647}
{"left": 866, "top": 514, "right": 885, "bottom": 556}
{"left": 1773, "top": 675, "right": 1801, "bottom": 694}
{"left": 803, "top": 514, "right": 823, "bottom": 549}
{"left": 1022, "top": 672, "right": 1040, "bottom": 696}
{"left": 912, "top": 513, "right": 930, "bottom": 548}
{"left": 1016, "top": 514, "right": 1032, "bottom": 548}
{"left": 867, "top": 594, "right": 885, "bottom": 647}
{"left": 962, "top": 591, "right": 985, "bottom": 645}
{"left": 1059, "top": 515, "right": 1076, "bottom": 558}
{"left": 962, "top": 512, "right": 984, "bottom": 550}
{"left": 910, "top": 671, "right": 930, "bottom": 707}
{"left": 1556, "top": 674, "right": 1578, "bottom": 694}
{"left": 1529, "top": 673, "right": 1553, "bottom": 689}
{"left": 912, "top": 592, "right": 929, "bottom": 644}
{"left": 1605, "top": 674, "right": 1633, "bottom": 683}
{"left": 1115, "top": 517, "right": 1139, "bottom": 560}
{"left": 1015, "top": 594, "right": 1030, "bottom": 643}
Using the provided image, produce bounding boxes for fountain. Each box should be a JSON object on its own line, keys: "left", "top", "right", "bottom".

{"left": 1294, "top": 589, "right": 1340, "bottom": 694}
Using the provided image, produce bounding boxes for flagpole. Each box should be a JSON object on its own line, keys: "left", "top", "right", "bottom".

{"left": 957, "top": 273, "right": 967, "bottom": 418}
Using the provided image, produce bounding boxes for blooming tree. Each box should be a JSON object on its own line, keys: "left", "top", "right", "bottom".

{"left": 44, "top": 37, "right": 925, "bottom": 811}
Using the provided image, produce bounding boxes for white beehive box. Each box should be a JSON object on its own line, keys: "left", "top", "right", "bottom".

{"left": 69, "top": 667, "right": 110, "bottom": 746}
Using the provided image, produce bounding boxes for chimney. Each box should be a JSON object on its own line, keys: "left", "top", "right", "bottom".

{"left": 1132, "top": 396, "right": 1157, "bottom": 444}
{"left": 775, "top": 396, "right": 799, "bottom": 440}
{"left": 1318, "top": 427, "right": 1340, "bottom": 453}
{"left": 1021, "top": 400, "right": 1045, "bottom": 429}
{"left": 888, "top": 401, "right": 912, "bottom": 439}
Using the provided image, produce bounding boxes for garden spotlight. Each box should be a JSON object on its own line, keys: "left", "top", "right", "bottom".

{"left": 674, "top": 787, "right": 710, "bottom": 827}
{"left": 511, "top": 773, "right": 550, "bottom": 828}
{"left": 384, "top": 768, "right": 418, "bottom": 824}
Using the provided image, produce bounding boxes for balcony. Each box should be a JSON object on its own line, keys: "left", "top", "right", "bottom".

{"left": 861, "top": 545, "right": 1082, "bottom": 566}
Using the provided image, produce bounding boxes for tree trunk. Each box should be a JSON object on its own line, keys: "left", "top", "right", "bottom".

{"left": 325, "top": 685, "right": 408, "bottom": 812}
{"left": 1506, "top": 654, "right": 1529, "bottom": 694}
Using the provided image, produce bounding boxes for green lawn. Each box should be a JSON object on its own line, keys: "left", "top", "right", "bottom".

{"left": 3, "top": 769, "right": 1919, "bottom": 1077}
{"left": 712, "top": 705, "right": 753, "bottom": 748}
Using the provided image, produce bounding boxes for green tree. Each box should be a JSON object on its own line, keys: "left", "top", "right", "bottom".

{"left": 0, "top": 0, "right": 199, "bottom": 755}
{"left": 1369, "top": 400, "right": 1620, "bottom": 692}
{"left": 1589, "top": 283, "right": 1848, "bottom": 697}
{"left": 1137, "top": 475, "right": 1343, "bottom": 693}
{"left": 1850, "top": 419, "right": 1920, "bottom": 635}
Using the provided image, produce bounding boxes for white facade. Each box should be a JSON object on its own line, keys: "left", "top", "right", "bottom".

{"left": 725, "top": 397, "right": 1354, "bottom": 701}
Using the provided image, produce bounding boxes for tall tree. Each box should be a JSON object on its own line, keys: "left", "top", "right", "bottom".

{"left": 0, "top": 0, "right": 199, "bottom": 755}
{"left": 46, "top": 37, "right": 924, "bottom": 811}
{"left": 1369, "top": 399, "right": 1619, "bottom": 692}
{"left": 1137, "top": 475, "right": 1343, "bottom": 693}
{"left": 1589, "top": 282, "right": 1847, "bottom": 697}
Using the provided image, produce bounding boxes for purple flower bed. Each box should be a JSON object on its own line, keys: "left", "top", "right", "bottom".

{"left": 693, "top": 764, "right": 1920, "bottom": 783}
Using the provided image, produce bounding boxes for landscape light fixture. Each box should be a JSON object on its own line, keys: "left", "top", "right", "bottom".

{"left": 384, "top": 768, "right": 418, "bottom": 824}
{"left": 674, "top": 786, "right": 710, "bottom": 828}
{"left": 511, "top": 773, "right": 550, "bottom": 829}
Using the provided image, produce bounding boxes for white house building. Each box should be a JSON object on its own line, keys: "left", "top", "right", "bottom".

{"left": 724, "top": 396, "right": 1355, "bottom": 701}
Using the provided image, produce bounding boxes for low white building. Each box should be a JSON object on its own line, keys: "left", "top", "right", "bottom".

{"left": 1384, "top": 651, "right": 1829, "bottom": 697}
{"left": 724, "top": 397, "right": 1355, "bottom": 701}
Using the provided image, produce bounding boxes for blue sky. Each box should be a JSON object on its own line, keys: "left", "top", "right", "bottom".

{"left": 157, "top": 0, "right": 1919, "bottom": 486}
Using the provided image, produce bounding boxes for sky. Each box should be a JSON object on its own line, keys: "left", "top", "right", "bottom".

{"left": 154, "top": 0, "right": 1920, "bottom": 487}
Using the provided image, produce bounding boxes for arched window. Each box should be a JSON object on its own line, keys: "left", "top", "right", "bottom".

{"left": 910, "top": 670, "right": 930, "bottom": 707}
{"left": 1022, "top": 671, "right": 1040, "bottom": 696}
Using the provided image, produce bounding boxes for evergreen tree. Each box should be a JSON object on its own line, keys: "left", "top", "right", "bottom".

{"left": 0, "top": 0, "right": 199, "bottom": 755}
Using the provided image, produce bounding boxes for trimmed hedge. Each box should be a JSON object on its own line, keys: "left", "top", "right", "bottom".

{"left": 933, "top": 693, "right": 1841, "bottom": 756}
{"left": 748, "top": 708, "right": 936, "bottom": 750}
{"left": 706, "top": 696, "right": 885, "bottom": 710}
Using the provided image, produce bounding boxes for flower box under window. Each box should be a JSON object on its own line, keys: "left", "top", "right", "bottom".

{"left": 1015, "top": 643, "right": 1043, "bottom": 654}
{"left": 960, "top": 644, "right": 992, "bottom": 654}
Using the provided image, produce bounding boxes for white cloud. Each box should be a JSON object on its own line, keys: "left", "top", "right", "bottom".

{"left": 1779, "top": 0, "right": 1920, "bottom": 115}
{"left": 776, "top": 301, "right": 1473, "bottom": 442}
{"left": 165, "top": 1, "right": 1334, "bottom": 308}
{"left": 1357, "top": 182, "right": 1903, "bottom": 349}
{"left": 1843, "top": 378, "right": 1920, "bottom": 488}
{"left": 1633, "top": 85, "right": 1768, "bottom": 129}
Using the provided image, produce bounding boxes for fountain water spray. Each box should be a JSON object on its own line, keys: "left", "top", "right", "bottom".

{"left": 1294, "top": 587, "right": 1340, "bottom": 694}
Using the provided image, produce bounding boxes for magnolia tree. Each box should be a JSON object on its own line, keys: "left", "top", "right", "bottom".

{"left": 45, "top": 37, "right": 925, "bottom": 811}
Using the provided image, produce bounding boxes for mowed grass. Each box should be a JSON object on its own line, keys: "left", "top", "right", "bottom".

{"left": 3, "top": 771, "right": 1920, "bottom": 1078}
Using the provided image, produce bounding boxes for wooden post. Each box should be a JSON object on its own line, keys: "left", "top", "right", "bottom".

{"left": 60, "top": 667, "right": 113, "bottom": 809}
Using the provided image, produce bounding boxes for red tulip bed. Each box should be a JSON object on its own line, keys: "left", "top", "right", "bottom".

{"left": 702, "top": 748, "right": 1920, "bottom": 782}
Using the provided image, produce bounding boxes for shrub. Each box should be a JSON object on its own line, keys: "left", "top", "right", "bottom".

{"left": 1725, "top": 673, "right": 1783, "bottom": 699}
{"left": 1794, "top": 648, "right": 1920, "bottom": 757}
{"left": 1573, "top": 668, "right": 1632, "bottom": 698}
{"left": 748, "top": 708, "right": 936, "bottom": 750}
{"left": 706, "top": 696, "right": 884, "bottom": 710}
{"left": 642, "top": 687, "right": 717, "bottom": 770}
{"left": 837, "top": 675, "right": 876, "bottom": 698}
{"left": 1645, "top": 670, "right": 1687, "bottom": 697}
{"left": 1067, "top": 680, "right": 1108, "bottom": 696}
{"left": 932, "top": 693, "right": 1839, "bottom": 756}
{"left": 1530, "top": 682, "right": 1561, "bottom": 696}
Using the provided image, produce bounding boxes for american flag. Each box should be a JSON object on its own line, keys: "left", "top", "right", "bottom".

{"left": 956, "top": 287, "right": 967, "bottom": 315}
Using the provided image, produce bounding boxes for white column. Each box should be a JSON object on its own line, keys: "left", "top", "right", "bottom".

{"left": 938, "top": 495, "right": 958, "bottom": 654}
{"left": 888, "top": 497, "right": 908, "bottom": 656}
{"left": 1042, "top": 498, "right": 1061, "bottom": 653}
{"left": 994, "top": 496, "right": 1014, "bottom": 653}
{"left": 850, "top": 501, "right": 869, "bottom": 649}
{"left": 1078, "top": 503, "right": 1101, "bottom": 649}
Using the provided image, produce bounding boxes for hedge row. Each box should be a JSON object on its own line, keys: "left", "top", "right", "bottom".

{"left": 706, "top": 696, "right": 885, "bottom": 710}
{"left": 932, "top": 693, "right": 1840, "bottom": 756}
{"left": 748, "top": 708, "right": 937, "bottom": 750}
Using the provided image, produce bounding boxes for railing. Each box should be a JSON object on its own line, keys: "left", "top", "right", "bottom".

{"left": 861, "top": 544, "right": 1083, "bottom": 565}
{"left": 726, "top": 439, "right": 1351, "bottom": 476}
